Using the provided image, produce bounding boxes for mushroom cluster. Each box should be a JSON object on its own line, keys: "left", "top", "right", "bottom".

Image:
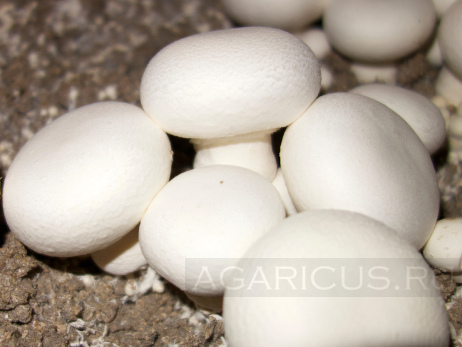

{"left": 2, "top": 0, "right": 462, "bottom": 345}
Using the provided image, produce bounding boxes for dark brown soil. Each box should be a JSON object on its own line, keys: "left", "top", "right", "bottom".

{"left": 1, "top": 1, "right": 461, "bottom": 346}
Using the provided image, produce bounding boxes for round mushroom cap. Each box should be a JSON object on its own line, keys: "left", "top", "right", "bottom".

{"left": 221, "top": 0, "right": 328, "bottom": 31}
{"left": 223, "top": 210, "right": 449, "bottom": 347}
{"left": 140, "top": 27, "right": 321, "bottom": 139}
{"left": 423, "top": 218, "right": 462, "bottom": 272}
{"left": 139, "top": 165, "right": 286, "bottom": 296}
{"left": 350, "top": 83, "right": 447, "bottom": 154}
{"left": 324, "top": 0, "right": 437, "bottom": 63}
{"left": 439, "top": 0, "right": 462, "bottom": 80}
{"left": 3, "top": 102, "right": 172, "bottom": 257}
{"left": 91, "top": 225, "right": 147, "bottom": 276}
{"left": 280, "top": 93, "right": 440, "bottom": 249}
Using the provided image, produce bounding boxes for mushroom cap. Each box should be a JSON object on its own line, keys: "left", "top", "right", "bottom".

{"left": 223, "top": 210, "right": 449, "bottom": 347}
{"left": 280, "top": 93, "right": 440, "bottom": 249}
{"left": 295, "top": 28, "right": 331, "bottom": 60}
{"left": 91, "top": 225, "right": 147, "bottom": 276}
{"left": 350, "top": 83, "right": 447, "bottom": 154}
{"left": 439, "top": 0, "right": 462, "bottom": 80}
{"left": 3, "top": 101, "right": 172, "bottom": 257}
{"left": 140, "top": 27, "right": 321, "bottom": 139}
{"left": 433, "top": 0, "right": 458, "bottom": 17}
{"left": 221, "top": 0, "right": 328, "bottom": 31}
{"left": 324, "top": 0, "right": 437, "bottom": 63}
{"left": 139, "top": 165, "right": 285, "bottom": 296}
{"left": 435, "top": 66, "right": 462, "bottom": 106}
{"left": 423, "top": 218, "right": 462, "bottom": 272}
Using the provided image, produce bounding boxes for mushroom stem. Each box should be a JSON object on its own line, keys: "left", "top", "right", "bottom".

{"left": 191, "top": 131, "right": 278, "bottom": 181}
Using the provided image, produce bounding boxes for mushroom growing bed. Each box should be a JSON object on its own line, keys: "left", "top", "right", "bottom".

{"left": 0, "top": 0, "right": 462, "bottom": 346}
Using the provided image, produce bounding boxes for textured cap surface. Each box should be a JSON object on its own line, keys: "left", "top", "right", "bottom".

{"left": 140, "top": 27, "right": 320, "bottom": 139}
{"left": 3, "top": 102, "right": 172, "bottom": 257}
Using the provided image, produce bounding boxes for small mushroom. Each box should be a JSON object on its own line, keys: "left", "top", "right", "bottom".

{"left": 280, "top": 93, "right": 440, "bottom": 249}
{"left": 140, "top": 27, "right": 320, "bottom": 181}
{"left": 139, "top": 165, "right": 285, "bottom": 296}
{"left": 91, "top": 225, "right": 147, "bottom": 276}
{"left": 3, "top": 102, "right": 172, "bottom": 257}
{"left": 350, "top": 83, "right": 447, "bottom": 154}
{"left": 349, "top": 62, "right": 397, "bottom": 85}
{"left": 223, "top": 210, "right": 449, "bottom": 346}
{"left": 423, "top": 218, "right": 462, "bottom": 273}
{"left": 220, "top": 0, "right": 329, "bottom": 31}
{"left": 324, "top": 0, "right": 437, "bottom": 63}
{"left": 435, "top": 66, "right": 462, "bottom": 107}
{"left": 439, "top": 0, "right": 462, "bottom": 80}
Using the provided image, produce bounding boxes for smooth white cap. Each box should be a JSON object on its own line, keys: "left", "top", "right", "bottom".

{"left": 433, "top": 0, "right": 458, "bottom": 17}
{"left": 439, "top": 0, "right": 462, "bottom": 80}
{"left": 221, "top": 0, "right": 329, "bottom": 31}
{"left": 139, "top": 165, "right": 285, "bottom": 296}
{"left": 423, "top": 218, "right": 462, "bottom": 272}
{"left": 425, "top": 34, "right": 444, "bottom": 67}
{"left": 3, "top": 102, "right": 172, "bottom": 257}
{"left": 435, "top": 66, "right": 462, "bottom": 106}
{"left": 140, "top": 27, "right": 321, "bottom": 139}
{"left": 295, "top": 28, "right": 331, "bottom": 60}
{"left": 223, "top": 210, "right": 449, "bottom": 346}
{"left": 350, "top": 62, "right": 397, "bottom": 85}
{"left": 350, "top": 83, "right": 447, "bottom": 154}
{"left": 281, "top": 93, "right": 440, "bottom": 249}
{"left": 91, "top": 225, "right": 147, "bottom": 276}
{"left": 324, "top": 0, "right": 437, "bottom": 63}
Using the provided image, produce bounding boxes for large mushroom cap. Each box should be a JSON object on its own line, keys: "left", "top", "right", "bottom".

{"left": 223, "top": 210, "right": 449, "bottom": 346}
{"left": 3, "top": 101, "right": 172, "bottom": 257}
{"left": 280, "top": 93, "right": 440, "bottom": 249}
{"left": 140, "top": 27, "right": 320, "bottom": 139}
{"left": 324, "top": 0, "right": 436, "bottom": 63}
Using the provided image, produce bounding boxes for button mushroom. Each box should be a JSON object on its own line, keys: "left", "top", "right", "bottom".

{"left": 140, "top": 27, "right": 320, "bottom": 181}
{"left": 280, "top": 93, "right": 440, "bottom": 249}
{"left": 3, "top": 101, "right": 172, "bottom": 257}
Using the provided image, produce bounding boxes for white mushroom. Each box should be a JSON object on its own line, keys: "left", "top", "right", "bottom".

{"left": 139, "top": 165, "right": 285, "bottom": 296}
{"left": 220, "top": 0, "right": 329, "bottom": 31}
{"left": 438, "top": 0, "right": 462, "bottom": 80}
{"left": 435, "top": 66, "right": 462, "bottom": 107}
{"left": 223, "top": 210, "right": 449, "bottom": 346}
{"left": 295, "top": 28, "right": 331, "bottom": 60}
{"left": 350, "top": 83, "right": 447, "bottom": 154}
{"left": 324, "top": 0, "right": 437, "bottom": 63}
{"left": 423, "top": 218, "right": 462, "bottom": 273}
{"left": 140, "top": 27, "right": 321, "bottom": 181}
{"left": 425, "top": 33, "right": 443, "bottom": 67}
{"left": 280, "top": 93, "right": 440, "bottom": 249}
{"left": 349, "top": 62, "right": 397, "bottom": 85}
{"left": 91, "top": 225, "right": 147, "bottom": 276}
{"left": 433, "top": 0, "right": 458, "bottom": 17}
{"left": 3, "top": 101, "right": 172, "bottom": 257}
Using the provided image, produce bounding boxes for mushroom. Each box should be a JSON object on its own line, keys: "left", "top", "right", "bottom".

{"left": 295, "top": 28, "right": 331, "bottom": 60}
{"left": 220, "top": 0, "right": 329, "bottom": 31}
{"left": 3, "top": 101, "right": 172, "bottom": 257}
{"left": 139, "top": 165, "right": 285, "bottom": 299}
{"left": 350, "top": 83, "right": 447, "bottom": 154}
{"left": 91, "top": 225, "right": 147, "bottom": 276}
{"left": 223, "top": 210, "right": 449, "bottom": 346}
{"left": 280, "top": 93, "right": 440, "bottom": 249}
{"left": 323, "top": 0, "right": 437, "bottom": 63}
{"left": 349, "top": 63, "right": 397, "bottom": 85}
{"left": 140, "top": 27, "right": 321, "bottom": 181}
{"left": 433, "top": 0, "right": 458, "bottom": 17}
{"left": 423, "top": 218, "right": 462, "bottom": 283}
{"left": 435, "top": 66, "right": 462, "bottom": 107}
{"left": 438, "top": 0, "right": 462, "bottom": 80}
